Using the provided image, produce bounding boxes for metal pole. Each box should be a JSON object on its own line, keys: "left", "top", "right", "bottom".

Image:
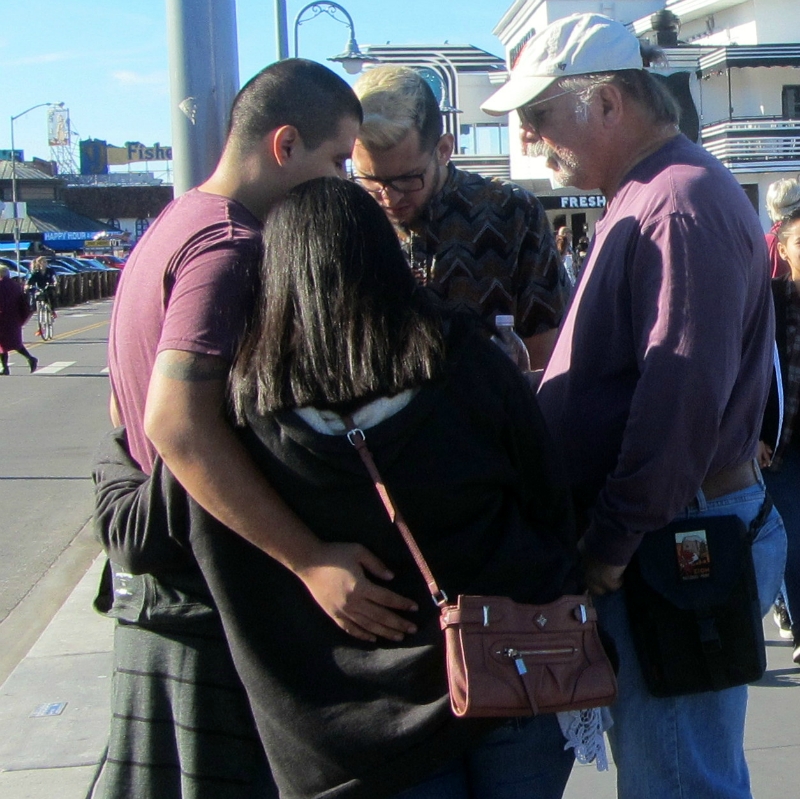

{"left": 10, "top": 116, "right": 19, "bottom": 265}
{"left": 166, "top": 0, "right": 240, "bottom": 197}
{"left": 9, "top": 102, "right": 53, "bottom": 264}
{"left": 432, "top": 54, "right": 460, "bottom": 153}
{"left": 276, "top": 0, "right": 289, "bottom": 59}
{"left": 389, "top": 56, "right": 461, "bottom": 152}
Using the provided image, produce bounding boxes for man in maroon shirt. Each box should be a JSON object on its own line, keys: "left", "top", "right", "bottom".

{"left": 100, "top": 60, "right": 418, "bottom": 797}
{"left": 110, "top": 57, "right": 416, "bottom": 647}
{"left": 483, "top": 14, "right": 786, "bottom": 799}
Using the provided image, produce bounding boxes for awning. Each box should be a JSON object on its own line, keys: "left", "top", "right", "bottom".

{"left": 47, "top": 239, "right": 89, "bottom": 252}
{"left": 0, "top": 241, "right": 30, "bottom": 251}
{"left": 700, "top": 45, "right": 800, "bottom": 72}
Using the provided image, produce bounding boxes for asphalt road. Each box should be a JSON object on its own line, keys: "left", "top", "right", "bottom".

{"left": 0, "top": 298, "right": 114, "bottom": 678}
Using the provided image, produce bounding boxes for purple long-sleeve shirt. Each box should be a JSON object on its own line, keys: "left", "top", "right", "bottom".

{"left": 537, "top": 135, "right": 774, "bottom": 566}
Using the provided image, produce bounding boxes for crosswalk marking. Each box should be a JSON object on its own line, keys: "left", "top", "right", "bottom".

{"left": 4, "top": 361, "right": 110, "bottom": 375}
{"left": 34, "top": 361, "right": 77, "bottom": 375}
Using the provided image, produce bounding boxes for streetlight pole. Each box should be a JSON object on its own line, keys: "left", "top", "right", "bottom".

{"left": 293, "top": 2, "right": 378, "bottom": 74}
{"left": 165, "top": 0, "right": 239, "bottom": 196}
{"left": 10, "top": 102, "right": 59, "bottom": 265}
{"left": 275, "top": 0, "right": 289, "bottom": 59}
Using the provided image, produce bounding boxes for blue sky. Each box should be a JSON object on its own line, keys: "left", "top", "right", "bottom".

{"left": 1, "top": 0, "right": 508, "bottom": 166}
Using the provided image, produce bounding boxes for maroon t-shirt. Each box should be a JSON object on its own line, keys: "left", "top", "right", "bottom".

{"left": 108, "top": 189, "right": 262, "bottom": 473}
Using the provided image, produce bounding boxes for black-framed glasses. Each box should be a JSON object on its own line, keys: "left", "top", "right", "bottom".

{"left": 518, "top": 88, "right": 578, "bottom": 134}
{"left": 351, "top": 150, "right": 437, "bottom": 196}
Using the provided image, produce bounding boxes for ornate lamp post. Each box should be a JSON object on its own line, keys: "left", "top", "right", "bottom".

{"left": 293, "top": 2, "right": 379, "bottom": 74}
{"left": 275, "top": 0, "right": 377, "bottom": 73}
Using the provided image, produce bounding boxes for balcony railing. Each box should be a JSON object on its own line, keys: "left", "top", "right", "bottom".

{"left": 701, "top": 117, "right": 800, "bottom": 173}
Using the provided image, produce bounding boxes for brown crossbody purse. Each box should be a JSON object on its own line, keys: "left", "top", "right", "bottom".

{"left": 344, "top": 417, "right": 618, "bottom": 718}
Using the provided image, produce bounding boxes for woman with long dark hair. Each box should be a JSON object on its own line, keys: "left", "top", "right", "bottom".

{"left": 95, "top": 177, "right": 581, "bottom": 799}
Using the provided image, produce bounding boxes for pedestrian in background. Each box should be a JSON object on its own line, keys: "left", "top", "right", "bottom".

{"left": 764, "top": 177, "right": 800, "bottom": 278}
{"left": 555, "top": 226, "right": 576, "bottom": 283}
{"left": 483, "top": 13, "right": 785, "bottom": 799}
{"left": 760, "top": 207, "right": 800, "bottom": 665}
{"left": 25, "top": 256, "right": 58, "bottom": 320}
{"left": 574, "top": 235, "right": 590, "bottom": 275}
{"left": 0, "top": 265, "right": 37, "bottom": 375}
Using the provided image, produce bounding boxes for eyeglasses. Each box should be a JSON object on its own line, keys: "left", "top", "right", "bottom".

{"left": 352, "top": 150, "right": 437, "bottom": 196}
{"left": 518, "top": 88, "right": 579, "bottom": 134}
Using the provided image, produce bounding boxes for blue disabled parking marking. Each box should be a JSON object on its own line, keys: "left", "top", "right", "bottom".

{"left": 30, "top": 702, "right": 67, "bottom": 717}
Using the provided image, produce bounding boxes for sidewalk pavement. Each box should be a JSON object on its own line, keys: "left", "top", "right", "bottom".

{"left": 1, "top": 554, "right": 798, "bottom": 799}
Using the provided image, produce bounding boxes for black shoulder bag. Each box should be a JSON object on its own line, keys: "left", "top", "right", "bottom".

{"left": 624, "top": 496, "right": 772, "bottom": 697}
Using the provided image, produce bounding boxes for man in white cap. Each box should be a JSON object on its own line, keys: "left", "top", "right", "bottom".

{"left": 483, "top": 13, "right": 786, "bottom": 799}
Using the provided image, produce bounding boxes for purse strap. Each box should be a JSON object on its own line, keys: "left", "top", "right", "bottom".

{"left": 342, "top": 415, "right": 449, "bottom": 607}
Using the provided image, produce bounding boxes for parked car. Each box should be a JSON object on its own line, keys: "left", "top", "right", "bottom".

{"left": 0, "top": 256, "right": 29, "bottom": 279}
{"left": 90, "top": 254, "right": 126, "bottom": 269}
{"left": 52, "top": 255, "right": 99, "bottom": 273}
{"left": 77, "top": 257, "right": 115, "bottom": 271}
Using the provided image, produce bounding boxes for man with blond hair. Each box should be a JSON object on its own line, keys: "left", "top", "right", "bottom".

{"left": 352, "top": 65, "right": 569, "bottom": 369}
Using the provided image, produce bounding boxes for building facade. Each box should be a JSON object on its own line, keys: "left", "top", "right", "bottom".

{"left": 493, "top": 0, "right": 800, "bottom": 236}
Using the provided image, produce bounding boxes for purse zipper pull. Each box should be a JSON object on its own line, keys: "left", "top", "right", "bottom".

{"left": 504, "top": 647, "right": 528, "bottom": 675}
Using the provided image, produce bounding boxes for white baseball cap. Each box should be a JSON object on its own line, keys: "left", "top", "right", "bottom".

{"left": 481, "top": 14, "right": 644, "bottom": 115}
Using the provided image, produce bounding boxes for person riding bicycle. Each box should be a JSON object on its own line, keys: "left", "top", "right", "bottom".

{"left": 26, "top": 256, "right": 58, "bottom": 319}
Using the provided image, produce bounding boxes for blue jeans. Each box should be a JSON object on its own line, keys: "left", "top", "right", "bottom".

{"left": 597, "top": 474, "right": 786, "bottom": 799}
{"left": 763, "top": 448, "right": 800, "bottom": 638}
{"left": 391, "top": 715, "right": 574, "bottom": 799}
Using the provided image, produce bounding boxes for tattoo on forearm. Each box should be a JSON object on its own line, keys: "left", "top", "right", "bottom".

{"left": 155, "top": 354, "right": 229, "bottom": 382}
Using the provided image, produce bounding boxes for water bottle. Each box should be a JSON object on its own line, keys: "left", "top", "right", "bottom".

{"left": 491, "top": 314, "right": 531, "bottom": 372}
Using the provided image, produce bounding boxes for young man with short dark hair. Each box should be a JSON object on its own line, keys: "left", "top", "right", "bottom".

{"left": 99, "top": 59, "right": 411, "bottom": 798}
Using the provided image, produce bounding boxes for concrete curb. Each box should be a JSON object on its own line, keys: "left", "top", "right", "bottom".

{"left": 0, "top": 521, "right": 102, "bottom": 686}
{"left": 0, "top": 555, "right": 113, "bottom": 799}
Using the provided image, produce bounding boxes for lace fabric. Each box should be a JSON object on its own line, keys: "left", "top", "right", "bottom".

{"left": 557, "top": 707, "right": 613, "bottom": 771}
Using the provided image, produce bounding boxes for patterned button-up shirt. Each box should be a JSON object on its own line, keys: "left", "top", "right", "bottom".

{"left": 398, "top": 164, "right": 570, "bottom": 338}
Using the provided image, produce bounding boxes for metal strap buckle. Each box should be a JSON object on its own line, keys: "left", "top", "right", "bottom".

{"left": 346, "top": 427, "right": 365, "bottom": 447}
{"left": 432, "top": 589, "right": 449, "bottom": 607}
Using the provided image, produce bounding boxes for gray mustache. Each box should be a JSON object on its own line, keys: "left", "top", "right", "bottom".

{"left": 526, "top": 141, "right": 555, "bottom": 160}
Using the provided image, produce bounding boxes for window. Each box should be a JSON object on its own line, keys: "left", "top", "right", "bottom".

{"left": 135, "top": 218, "right": 151, "bottom": 239}
{"left": 782, "top": 86, "right": 800, "bottom": 119}
{"left": 741, "top": 184, "right": 759, "bottom": 214}
{"left": 458, "top": 123, "right": 509, "bottom": 156}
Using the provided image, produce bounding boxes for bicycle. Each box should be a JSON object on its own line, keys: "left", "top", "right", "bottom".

{"left": 33, "top": 289, "right": 55, "bottom": 341}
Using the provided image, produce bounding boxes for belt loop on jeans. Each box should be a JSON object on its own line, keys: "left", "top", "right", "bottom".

{"left": 693, "top": 488, "right": 708, "bottom": 512}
